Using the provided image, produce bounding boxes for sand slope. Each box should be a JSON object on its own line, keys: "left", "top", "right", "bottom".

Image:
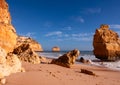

{"left": 6, "top": 62, "right": 120, "bottom": 85}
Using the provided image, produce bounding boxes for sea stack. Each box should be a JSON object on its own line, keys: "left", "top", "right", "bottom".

{"left": 52, "top": 46, "right": 60, "bottom": 52}
{"left": 0, "top": 0, "right": 17, "bottom": 53}
{"left": 93, "top": 24, "right": 120, "bottom": 61}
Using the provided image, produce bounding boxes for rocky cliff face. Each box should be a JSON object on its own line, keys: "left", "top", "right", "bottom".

{"left": 0, "top": 0, "right": 17, "bottom": 53}
{"left": 13, "top": 43, "right": 41, "bottom": 64}
{"left": 0, "top": 47, "right": 22, "bottom": 78}
{"left": 93, "top": 24, "right": 120, "bottom": 61}
{"left": 16, "top": 36, "right": 43, "bottom": 51}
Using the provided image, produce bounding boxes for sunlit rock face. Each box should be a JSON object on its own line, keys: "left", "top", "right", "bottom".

{"left": 0, "top": 0, "right": 17, "bottom": 53}
{"left": 51, "top": 49, "right": 80, "bottom": 68}
{"left": 52, "top": 46, "right": 60, "bottom": 52}
{"left": 16, "top": 36, "right": 43, "bottom": 51}
{"left": 0, "top": 47, "right": 22, "bottom": 78}
{"left": 13, "top": 44, "right": 41, "bottom": 64}
{"left": 93, "top": 24, "right": 120, "bottom": 61}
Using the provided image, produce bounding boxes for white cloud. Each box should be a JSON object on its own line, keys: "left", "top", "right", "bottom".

{"left": 43, "top": 21, "right": 53, "bottom": 28}
{"left": 45, "top": 31, "right": 93, "bottom": 42}
{"left": 71, "top": 16, "right": 85, "bottom": 23}
{"left": 87, "top": 8, "right": 101, "bottom": 13}
{"left": 45, "top": 31, "right": 62, "bottom": 37}
{"left": 18, "top": 32, "right": 35, "bottom": 38}
{"left": 25, "top": 32, "right": 35, "bottom": 37}
{"left": 63, "top": 26, "right": 72, "bottom": 30}
{"left": 81, "top": 8, "right": 101, "bottom": 14}
{"left": 72, "top": 33, "right": 93, "bottom": 37}
{"left": 71, "top": 37, "right": 92, "bottom": 41}
{"left": 76, "top": 16, "right": 84, "bottom": 23}
{"left": 109, "top": 24, "right": 120, "bottom": 29}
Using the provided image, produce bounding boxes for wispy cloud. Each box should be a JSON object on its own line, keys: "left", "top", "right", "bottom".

{"left": 70, "top": 37, "right": 93, "bottom": 41}
{"left": 62, "top": 26, "right": 72, "bottom": 31}
{"left": 71, "top": 16, "right": 85, "bottom": 23}
{"left": 76, "top": 16, "right": 84, "bottom": 23}
{"left": 43, "top": 21, "right": 53, "bottom": 28}
{"left": 81, "top": 8, "right": 101, "bottom": 14}
{"left": 45, "top": 31, "right": 62, "bottom": 37}
{"left": 109, "top": 24, "right": 120, "bottom": 29}
{"left": 18, "top": 32, "right": 35, "bottom": 38}
{"left": 71, "top": 33, "right": 93, "bottom": 41}
{"left": 45, "top": 31, "right": 93, "bottom": 42}
{"left": 71, "top": 33, "right": 92, "bottom": 37}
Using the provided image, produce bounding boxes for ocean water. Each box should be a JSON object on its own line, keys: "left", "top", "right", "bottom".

{"left": 36, "top": 51, "right": 120, "bottom": 71}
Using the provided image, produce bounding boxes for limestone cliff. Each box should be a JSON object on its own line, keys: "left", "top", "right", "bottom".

{"left": 16, "top": 36, "right": 43, "bottom": 51}
{"left": 0, "top": 0, "right": 17, "bottom": 53}
{"left": 13, "top": 43, "right": 41, "bottom": 64}
{"left": 0, "top": 47, "right": 22, "bottom": 78}
{"left": 93, "top": 24, "right": 120, "bottom": 61}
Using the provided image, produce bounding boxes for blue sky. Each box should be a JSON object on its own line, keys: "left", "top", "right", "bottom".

{"left": 6, "top": 0, "right": 120, "bottom": 51}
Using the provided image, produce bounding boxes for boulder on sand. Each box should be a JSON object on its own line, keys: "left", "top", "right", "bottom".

{"left": 51, "top": 49, "right": 80, "bottom": 68}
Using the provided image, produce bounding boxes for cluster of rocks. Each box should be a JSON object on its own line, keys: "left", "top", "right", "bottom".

{"left": 93, "top": 24, "right": 120, "bottom": 61}
{"left": 1, "top": 0, "right": 120, "bottom": 84}
{"left": 0, "top": 0, "right": 42, "bottom": 83}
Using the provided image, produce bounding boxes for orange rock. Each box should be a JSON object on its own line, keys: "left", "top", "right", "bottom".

{"left": 52, "top": 46, "right": 60, "bottom": 52}
{"left": 16, "top": 36, "right": 43, "bottom": 51}
{"left": 0, "top": 47, "right": 22, "bottom": 77}
{"left": 0, "top": 0, "right": 17, "bottom": 53}
{"left": 93, "top": 24, "right": 120, "bottom": 61}
{"left": 13, "top": 43, "right": 41, "bottom": 64}
{"left": 51, "top": 49, "right": 80, "bottom": 68}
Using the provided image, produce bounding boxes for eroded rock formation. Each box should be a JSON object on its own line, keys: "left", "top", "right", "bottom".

{"left": 0, "top": 0, "right": 17, "bottom": 53}
{"left": 13, "top": 44, "right": 41, "bottom": 64}
{"left": 51, "top": 49, "right": 80, "bottom": 68}
{"left": 0, "top": 47, "right": 22, "bottom": 78}
{"left": 16, "top": 36, "right": 43, "bottom": 51}
{"left": 93, "top": 24, "right": 120, "bottom": 61}
{"left": 52, "top": 46, "right": 60, "bottom": 52}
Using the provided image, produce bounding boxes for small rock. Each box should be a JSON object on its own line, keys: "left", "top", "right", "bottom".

{"left": 0, "top": 78, "right": 6, "bottom": 85}
{"left": 79, "top": 57, "right": 91, "bottom": 64}
{"left": 21, "top": 67, "right": 25, "bottom": 72}
{"left": 81, "top": 69, "right": 96, "bottom": 76}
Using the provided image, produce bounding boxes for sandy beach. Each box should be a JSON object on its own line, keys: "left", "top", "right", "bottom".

{"left": 5, "top": 59, "right": 120, "bottom": 85}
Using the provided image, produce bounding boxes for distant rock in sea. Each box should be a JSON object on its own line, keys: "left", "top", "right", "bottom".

{"left": 16, "top": 36, "right": 43, "bottom": 51}
{"left": 0, "top": 0, "right": 17, "bottom": 53}
{"left": 93, "top": 24, "right": 120, "bottom": 61}
{"left": 51, "top": 49, "right": 80, "bottom": 68}
{"left": 52, "top": 46, "right": 60, "bottom": 52}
